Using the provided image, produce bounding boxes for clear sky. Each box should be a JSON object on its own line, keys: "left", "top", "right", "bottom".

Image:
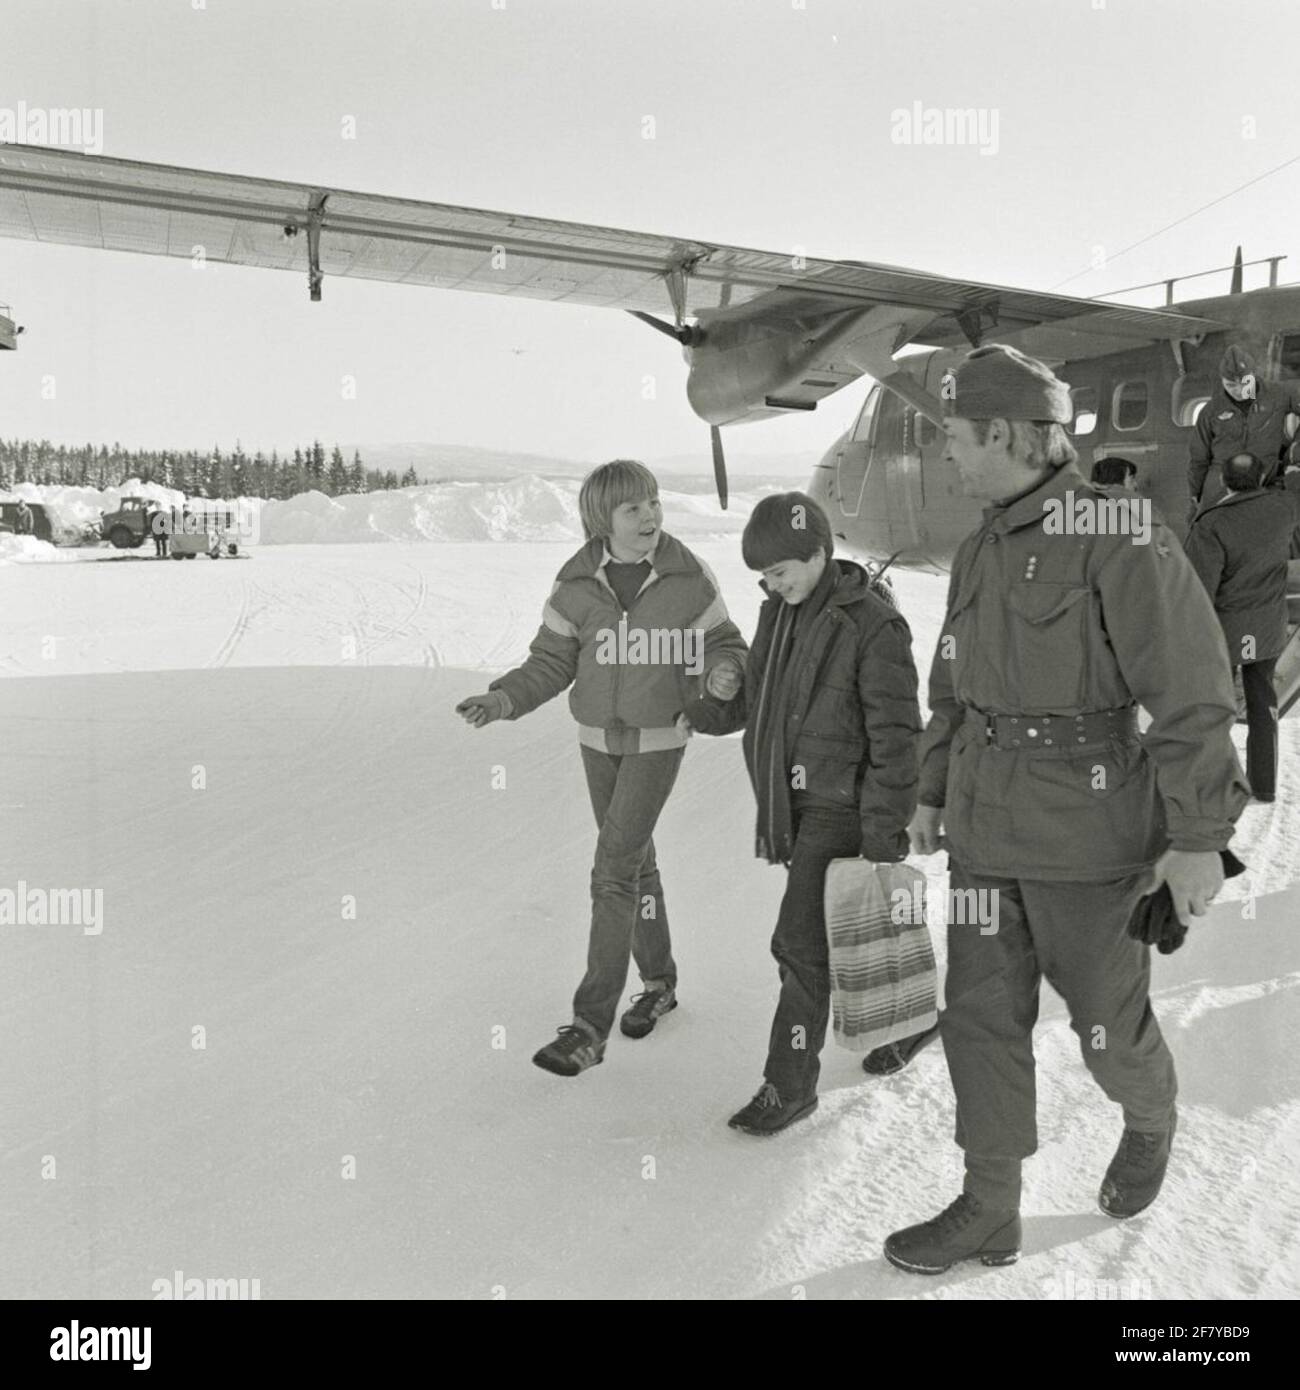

{"left": 3, "top": 0, "right": 1299, "bottom": 469}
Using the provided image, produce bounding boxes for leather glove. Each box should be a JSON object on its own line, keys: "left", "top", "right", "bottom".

{"left": 1127, "top": 849, "right": 1246, "bottom": 954}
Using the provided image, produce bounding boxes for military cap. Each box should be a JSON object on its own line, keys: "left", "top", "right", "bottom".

{"left": 944, "top": 343, "right": 1073, "bottom": 423}
{"left": 1218, "top": 344, "right": 1257, "bottom": 378}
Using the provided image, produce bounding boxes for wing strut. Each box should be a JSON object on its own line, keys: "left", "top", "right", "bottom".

{"left": 307, "top": 191, "right": 329, "bottom": 302}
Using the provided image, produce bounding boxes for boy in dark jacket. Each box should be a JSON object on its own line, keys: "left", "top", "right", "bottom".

{"left": 687, "top": 493, "right": 924, "bottom": 1134}
{"left": 1184, "top": 451, "right": 1300, "bottom": 802}
{"left": 456, "top": 460, "right": 748, "bottom": 1077}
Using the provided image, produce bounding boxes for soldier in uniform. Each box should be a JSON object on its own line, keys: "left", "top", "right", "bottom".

{"left": 884, "top": 344, "right": 1249, "bottom": 1275}
{"left": 1188, "top": 344, "right": 1300, "bottom": 514}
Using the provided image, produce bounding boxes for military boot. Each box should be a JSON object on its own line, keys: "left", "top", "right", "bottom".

{"left": 1098, "top": 1113, "right": 1177, "bottom": 1219}
{"left": 885, "top": 1193, "right": 1022, "bottom": 1274}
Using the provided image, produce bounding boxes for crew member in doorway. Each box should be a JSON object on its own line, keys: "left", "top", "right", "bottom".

{"left": 1188, "top": 345, "right": 1300, "bottom": 515}
{"left": 1090, "top": 456, "right": 1138, "bottom": 495}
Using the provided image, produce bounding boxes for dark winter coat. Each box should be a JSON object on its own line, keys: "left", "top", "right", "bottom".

{"left": 686, "top": 558, "right": 921, "bottom": 864}
{"left": 918, "top": 462, "right": 1249, "bottom": 881}
{"left": 1184, "top": 469, "right": 1300, "bottom": 663}
{"left": 1188, "top": 379, "right": 1300, "bottom": 506}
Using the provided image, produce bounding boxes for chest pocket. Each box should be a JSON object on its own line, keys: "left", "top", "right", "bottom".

{"left": 1005, "top": 581, "right": 1092, "bottom": 712}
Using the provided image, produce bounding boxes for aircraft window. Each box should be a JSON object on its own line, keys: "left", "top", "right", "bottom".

{"left": 1171, "top": 375, "right": 1212, "bottom": 427}
{"left": 1069, "top": 387, "right": 1098, "bottom": 435}
{"left": 852, "top": 384, "right": 882, "bottom": 442}
{"left": 1112, "top": 380, "right": 1148, "bottom": 431}
{"left": 1278, "top": 333, "right": 1300, "bottom": 377}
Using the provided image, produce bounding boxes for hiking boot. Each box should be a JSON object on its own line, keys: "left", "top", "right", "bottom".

{"left": 884, "top": 1192, "right": 1022, "bottom": 1275}
{"left": 727, "top": 1082, "right": 818, "bottom": 1136}
{"left": 862, "top": 1022, "right": 941, "bottom": 1077}
{"left": 531, "top": 1023, "right": 606, "bottom": 1077}
{"left": 1098, "top": 1114, "right": 1177, "bottom": 1219}
{"left": 619, "top": 986, "right": 678, "bottom": 1039}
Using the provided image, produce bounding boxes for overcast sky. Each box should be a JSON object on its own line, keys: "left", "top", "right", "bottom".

{"left": 3, "top": 0, "right": 1299, "bottom": 469}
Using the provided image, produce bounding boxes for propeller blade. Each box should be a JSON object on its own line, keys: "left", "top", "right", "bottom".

{"left": 710, "top": 426, "right": 728, "bottom": 510}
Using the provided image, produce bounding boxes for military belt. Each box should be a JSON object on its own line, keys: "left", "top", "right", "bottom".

{"left": 965, "top": 705, "right": 1138, "bottom": 751}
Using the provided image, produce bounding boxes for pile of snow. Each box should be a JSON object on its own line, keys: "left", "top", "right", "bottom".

{"left": 12, "top": 477, "right": 193, "bottom": 545}
{"left": 0, "top": 533, "right": 63, "bottom": 563}
{"left": 254, "top": 477, "right": 753, "bottom": 545}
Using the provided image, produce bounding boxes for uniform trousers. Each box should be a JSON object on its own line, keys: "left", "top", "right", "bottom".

{"left": 941, "top": 858, "right": 1178, "bottom": 1204}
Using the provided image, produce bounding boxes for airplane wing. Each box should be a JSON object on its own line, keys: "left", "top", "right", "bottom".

{"left": 0, "top": 143, "right": 1225, "bottom": 424}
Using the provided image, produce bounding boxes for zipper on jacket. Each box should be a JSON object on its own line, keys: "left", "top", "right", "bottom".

{"left": 598, "top": 565, "right": 661, "bottom": 730}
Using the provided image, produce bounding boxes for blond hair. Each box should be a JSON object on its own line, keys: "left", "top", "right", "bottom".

{"left": 971, "top": 418, "right": 1077, "bottom": 470}
{"left": 578, "top": 459, "right": 660, "bottom": 540}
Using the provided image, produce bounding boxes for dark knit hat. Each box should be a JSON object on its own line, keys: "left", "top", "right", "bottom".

{"left": 741, "top": 491, "right": 832, "bottom": 570}
{"left": 1219, "top": 344, "right": 1256, "bottom": 379}
{"left": 943, "top": 343, "right": 1073, "bottom": 423}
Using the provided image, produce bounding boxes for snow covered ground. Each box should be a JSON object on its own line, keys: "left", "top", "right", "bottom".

{"left": 2, "top": 516, "right": 1298, "bottom": 1300}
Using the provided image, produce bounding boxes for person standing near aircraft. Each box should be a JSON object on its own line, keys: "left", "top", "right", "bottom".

{"left": 454, "top": 460, "right": 747, "bottom": 1078}
{"left": 885, "top": 344, "right": 1249, "bottom": 1275}
{"left": 1188, "top": 345, "right": 1300, "bottom": 514}
{"left": 1184, "top": 451, "right": 1300, "bottom": 804}
{"left": 684, "top": 492, "right": 924, "bottom": 1133}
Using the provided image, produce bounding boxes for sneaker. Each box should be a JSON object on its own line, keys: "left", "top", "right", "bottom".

{"left": 1098, "top": 1114, "right": 1177, "bottom": 1219}
{"left": 884, "top": 1192, "right": 1022, "bottom": 1274}
{"left": 727, "top": 1082, "right": 818, "bottom": 1136}
{"left": 862, "top": 1022, "right": 941, "bottom": 1077}
{"left": 531, "top": 1024, "right": 606, "bottom": 1078}
{"left": 619, "top": 986, "right": 678, "bottom": 1039}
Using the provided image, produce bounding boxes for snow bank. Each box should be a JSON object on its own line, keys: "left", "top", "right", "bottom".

{"left": 253, "top": 477, "right": 752, "bottom": 545}
{"left": 0, "top": 533, "right": 63, "bottom": 563}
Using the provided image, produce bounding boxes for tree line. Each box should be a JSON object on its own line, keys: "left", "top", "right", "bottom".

{"left": 0, "top": 438, "right": 421, "bottom": 498}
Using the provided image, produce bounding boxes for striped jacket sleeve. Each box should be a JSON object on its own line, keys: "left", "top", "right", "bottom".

{"left": 690, "top": 556, "right": 749, "bottom": 682}
{"left": 488, "top": 581, "right": 580, "bottom": 719}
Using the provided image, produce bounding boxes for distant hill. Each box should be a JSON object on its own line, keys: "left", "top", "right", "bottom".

{"left": 341, "top": 443, "right": 820, "bottom": 487}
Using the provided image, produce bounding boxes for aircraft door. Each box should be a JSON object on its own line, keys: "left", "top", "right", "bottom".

{"left": 834, "top": 384, "right": 881, "bottom": 518}
{"left": 874, "top": 390, "right": 922, "bottom": 552}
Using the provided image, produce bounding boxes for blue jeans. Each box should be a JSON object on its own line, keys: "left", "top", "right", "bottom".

{"left": 573, "top": 746, "right": 683, "bottom": 1039}
{"left": 764, "top": 805, "right": 863, "bottom": 1098}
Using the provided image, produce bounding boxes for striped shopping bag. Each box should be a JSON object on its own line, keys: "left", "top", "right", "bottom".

{"left": 823, "top": 858, "right": 938, "bottom": 1052}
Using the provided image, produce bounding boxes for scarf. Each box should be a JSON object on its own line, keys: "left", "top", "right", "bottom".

{"left": 750, "top": 562, "right": 839, "bottom": 865}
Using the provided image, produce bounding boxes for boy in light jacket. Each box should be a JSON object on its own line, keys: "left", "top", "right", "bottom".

{"left": 457, "top": 460, "right": 747, "bottom": 1076}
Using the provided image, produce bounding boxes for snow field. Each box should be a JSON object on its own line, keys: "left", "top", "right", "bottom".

{"left": 1, "top": 527, "right": 1297, "bottom": 1298}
